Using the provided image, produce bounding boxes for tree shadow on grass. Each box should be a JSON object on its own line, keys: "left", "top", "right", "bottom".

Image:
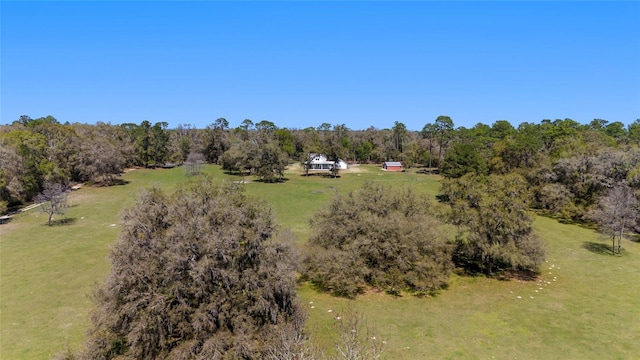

{"left": 416, "top": 168, "right": 440, "bottom": 175}
{"left": 255, "top": 178, "right": 290, "bottom": 183}
{"left": 497, "top": 269, "right": 539, "bottom": 282}
{"left": 582, "top": 241, "right": 617, "bottom": 256}
{"left": 44, "top": 217, "right": 77, "bottom": 227}
{"left": 300, "top": 173, "right": 341, "bottom": 179}
{"left": 108, "top": 179, "right": 130, "bottom": 186}
{"left": 453, "top": 262, "right": 538, "bottom": 282}
{"left": 87, "top": 179, "right": 130, "bottom": 187}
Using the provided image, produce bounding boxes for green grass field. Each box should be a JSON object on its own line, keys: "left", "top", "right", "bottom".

{"left": 1, "top": 164, "right": 639, "bottom": 359}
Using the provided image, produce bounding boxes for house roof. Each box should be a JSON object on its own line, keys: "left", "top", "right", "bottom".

{"left": 384, "top": 162, "right": 402, "bottom": 167}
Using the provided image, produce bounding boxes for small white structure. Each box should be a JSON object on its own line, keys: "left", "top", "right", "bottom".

{"left": 307, "top": 154, "right": 348, "bottom": 171}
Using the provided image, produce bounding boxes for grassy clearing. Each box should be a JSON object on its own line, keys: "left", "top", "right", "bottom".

{"left": 303, "top": 215, "right": 640, "bottom": 359}
{"left": 241, "top": 165, "right": 441, "bottom": 243}
{"left": 1, "top": 164, "right": 639, "bottom": 359}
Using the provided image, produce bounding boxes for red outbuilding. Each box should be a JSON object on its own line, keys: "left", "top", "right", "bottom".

{"left": 382, "top": 161, "right": 403, "bottom": 171}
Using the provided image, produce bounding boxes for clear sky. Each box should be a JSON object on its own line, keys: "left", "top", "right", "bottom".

{"left": 2, "top": 1, "right": 639, "bottom": 131}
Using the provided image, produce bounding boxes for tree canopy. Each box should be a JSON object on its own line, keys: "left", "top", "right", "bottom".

{"left": 80, "top": 178, "right": 304, "bottom": 359}
{"left": 440, "top": 173, "right": 546, "bottom": 275}
{"left": 304, "top": 182, "right": 453, "bottom": 298}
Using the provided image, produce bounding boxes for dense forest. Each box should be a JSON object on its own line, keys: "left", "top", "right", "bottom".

{"left": 2, "top": 115, "right": 639, "bottom": 225}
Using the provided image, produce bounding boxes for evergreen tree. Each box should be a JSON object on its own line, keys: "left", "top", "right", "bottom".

{"left": 441, "top": 173, "right": 545, "bottom": 275}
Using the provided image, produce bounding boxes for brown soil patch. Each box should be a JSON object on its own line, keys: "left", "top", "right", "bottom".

{"left": 343, "top": 165, "right": 365, "bottom": 173}
{"left": 0, "top": 220, "right": 22, "bottom": 235}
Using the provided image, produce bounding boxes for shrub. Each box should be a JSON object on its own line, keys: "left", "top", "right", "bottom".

{"left": 304, "top": 183, "right": 453, "bottom": 298}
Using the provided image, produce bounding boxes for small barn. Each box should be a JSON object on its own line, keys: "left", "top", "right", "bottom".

{"left": 382, "top": 161, "right": 403, "bottom": 172}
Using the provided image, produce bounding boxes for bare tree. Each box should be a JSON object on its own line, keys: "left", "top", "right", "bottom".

{"left": 35, "top": 182, "right": 67, "bottom": 226}
{"left": 588, "top": 184, "right": 638, "bottom": 254}
{"left": 265, "top": 309, "right": 386, "bottom": 360}
{"left": 334, "top": 310, "right": 386, "bottom": 360}
{"left": 183, "top": 151, "right": 205, "bottom": 176}
{"left": 266, "top": 308, "right": 316, "bottom": 360}
{"left": 329, "top": 163, "right": 340, "bottom": 178}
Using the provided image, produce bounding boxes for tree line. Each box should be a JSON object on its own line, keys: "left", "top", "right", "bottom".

{"left": 2, "top": 115, "right": 639, "bottom": 235}
{"left": 5, "top": 113, "right": 633, "bottom": 358}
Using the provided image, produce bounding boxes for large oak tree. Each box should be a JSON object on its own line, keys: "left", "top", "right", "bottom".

{"left": 80, "top": 178, "right": 304, "bottom": 359}
{"left": 440, "top": 173, "right": 545, "bottom": 275}
{"left": 304, "top": 182, "right": 453, "bottom": 298}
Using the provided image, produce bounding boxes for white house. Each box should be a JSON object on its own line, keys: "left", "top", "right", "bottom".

{"left": 306, "top": 154, "right": 348, "bottom": 171}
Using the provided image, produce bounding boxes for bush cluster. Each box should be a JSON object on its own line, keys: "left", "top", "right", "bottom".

{"left": 303, "top": 182, "right": 454, "bottom": 298}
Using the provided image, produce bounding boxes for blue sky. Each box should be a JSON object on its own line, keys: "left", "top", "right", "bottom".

{"left": 2, "top": 1, "right": 639, "bottom": 131}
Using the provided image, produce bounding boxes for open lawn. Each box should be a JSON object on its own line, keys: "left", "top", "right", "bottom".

{"left": 1, "top": 164, "right": 639, "bottom": 359}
